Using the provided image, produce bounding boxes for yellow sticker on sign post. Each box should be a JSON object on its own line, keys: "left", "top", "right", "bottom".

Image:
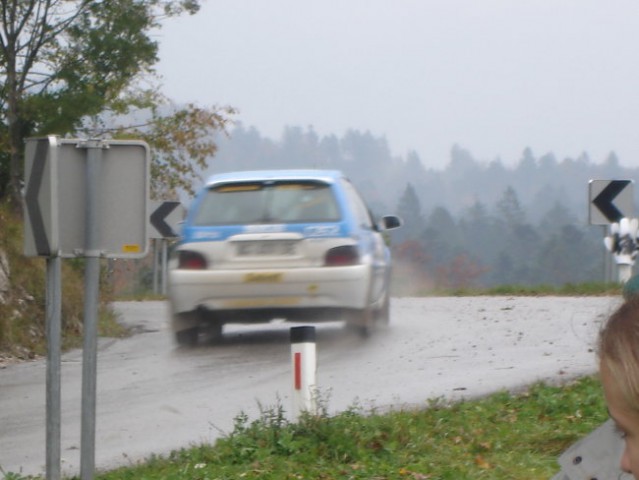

{"left": 121, "top": 244, "right": 142, "bottom": 254}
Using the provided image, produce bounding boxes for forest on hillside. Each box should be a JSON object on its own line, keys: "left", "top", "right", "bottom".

{"left": 196, "top": 123, "right": 638, "bottom": 290}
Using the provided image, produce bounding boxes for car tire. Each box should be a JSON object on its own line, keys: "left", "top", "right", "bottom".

{"left": 175, "top": 327, "right": 199, "bottom": 347}
{"left": 346, "top": 308, "right": 373, "bottom": 338}
{"left": 206, "top": 320, "right": 224, "bottom": 344}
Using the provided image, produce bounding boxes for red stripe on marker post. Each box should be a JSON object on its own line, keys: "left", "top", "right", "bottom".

{"left": 294, "top": 352, "right": 302, "bottom": 390}
{"left": 290, "top": 326, "right": 317, "bottom": 419}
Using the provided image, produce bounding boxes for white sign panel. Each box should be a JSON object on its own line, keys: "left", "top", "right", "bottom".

{"left": 24, "top": 137, "right": 150, "bottom": 258}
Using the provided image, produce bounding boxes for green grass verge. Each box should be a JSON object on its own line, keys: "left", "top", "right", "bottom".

{"left": 3, "top": 376, "right": 608, "bottom": 480}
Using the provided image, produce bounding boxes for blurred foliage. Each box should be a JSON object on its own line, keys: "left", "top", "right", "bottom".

{"left": 0, "top": 0, "right": 206, "bottom": 203}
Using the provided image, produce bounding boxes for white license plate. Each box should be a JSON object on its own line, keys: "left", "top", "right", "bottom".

{"left": 235, "top": 240, "right": 297, "bottom": 256}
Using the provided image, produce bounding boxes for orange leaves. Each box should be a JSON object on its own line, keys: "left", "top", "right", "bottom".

{"left": 474, "top": 454, "right": 492, "bottom": 469}
{"left": 398, "top": 467, "right": 433, "bottom": 479}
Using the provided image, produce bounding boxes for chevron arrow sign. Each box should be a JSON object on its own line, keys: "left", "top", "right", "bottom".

{"left": 149, "top": 201, "right": 185, "bottom": 238}
{"left": 589, "top": 179, "right": 634, "bottom": 225}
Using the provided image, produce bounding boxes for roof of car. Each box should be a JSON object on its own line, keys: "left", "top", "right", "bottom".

{"left": 204, "top": 169, "right": 344, "bottom": 186}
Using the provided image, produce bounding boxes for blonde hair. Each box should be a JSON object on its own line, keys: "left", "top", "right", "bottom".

{"left": 599, "top": 296, "right": 639, "bottom": 412}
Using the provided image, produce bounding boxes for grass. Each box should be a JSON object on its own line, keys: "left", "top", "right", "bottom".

{"left": 2, "top": 376, "right": 609, "bottom": 479}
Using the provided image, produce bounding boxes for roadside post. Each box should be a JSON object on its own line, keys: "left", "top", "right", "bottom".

{"left": 79, "top": 140, "right": 102, "bottom": 480}
{"left": 290, "top": 326, "right": 318, "bottom": 419}
{"left": 603, "top": 217, "right": 639, "bottom": 283}
{"left": 45, "top": 256, "right": 61, "bottom": 479}
{"left": 23, "top": 136, "right": 150, "bottom": 480}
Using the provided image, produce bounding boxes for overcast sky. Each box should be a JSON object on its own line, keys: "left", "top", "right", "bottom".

{"left": 155, "top": 1, "right": 639, "bottom": 169}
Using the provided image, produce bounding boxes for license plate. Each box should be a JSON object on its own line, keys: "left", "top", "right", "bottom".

{"left": 236, "top": 240, "right": 297, "bottom": 256}
{"left": 224, "top": 297, "right": 300, "bottom": 307}
{"left": 244, "top": 272, "right": 283, "bottom": 283}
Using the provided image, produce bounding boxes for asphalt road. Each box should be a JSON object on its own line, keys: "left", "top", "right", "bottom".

{"left": 0, "top": 296, "right": 621, "bottom": 478}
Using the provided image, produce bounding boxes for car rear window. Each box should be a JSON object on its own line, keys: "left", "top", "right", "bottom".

{"left": 192, "top": 180, "right": 341, "bottom": 226}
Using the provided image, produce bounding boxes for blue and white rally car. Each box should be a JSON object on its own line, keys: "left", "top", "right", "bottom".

{"left": 167, "top": 169, "right": 402, "bottom": 346}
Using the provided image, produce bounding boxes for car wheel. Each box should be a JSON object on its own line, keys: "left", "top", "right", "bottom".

{"left": 346, "top": 308, "right": 373, "bottom": 338}
{"left": 205, "top": 320, "right": 224, "bottom": 344}
{"left": 197, "top": 309, "right": 224, "bottom": 344}
{"left": 175, "top": 327, "right": 199, "bottom": 347}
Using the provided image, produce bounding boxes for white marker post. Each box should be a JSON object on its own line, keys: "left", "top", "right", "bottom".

{"left": 618, "top": 263, "right": 633, "bottom": 284}
{"left": 604, "top": 217, "right": 639, "bottom": 284}
{"left": 290, "top": 326, "right": 317, "bottom": 419}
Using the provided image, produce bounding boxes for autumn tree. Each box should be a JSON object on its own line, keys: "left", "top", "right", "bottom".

{"left": 100, "top": 101, "right": 235, "bottom": 199}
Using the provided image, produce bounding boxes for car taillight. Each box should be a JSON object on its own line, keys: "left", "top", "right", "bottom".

{"left": 325, "top": 245, "right": 360, "bottom": 266}
{"left": 178, "top": 251, "right": 207, "bottom": 269}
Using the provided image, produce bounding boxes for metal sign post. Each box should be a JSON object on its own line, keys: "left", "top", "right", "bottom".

{"left": 162, "top": 240, "right": 169, "bottom": 295}
{"left": 80, "top": 141, "right": 102, "bottom": 480}
{"left": 45, "top": 256, "right": 61, "bottom": 480}
{"left": 153, "top": 238, "right": 160, "bottom": 294}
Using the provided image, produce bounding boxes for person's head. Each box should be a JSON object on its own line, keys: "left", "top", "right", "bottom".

{"left": 599, "top": 296, "right": 639, "bottom": 477}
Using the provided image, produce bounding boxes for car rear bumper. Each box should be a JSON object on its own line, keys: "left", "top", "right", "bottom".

{"left": 168, "top": 264, "right": 372, "bottom": 316}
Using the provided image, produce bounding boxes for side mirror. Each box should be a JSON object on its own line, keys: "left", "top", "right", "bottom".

{"left": 380, "top": 215, "right": 403, "bottom": 230}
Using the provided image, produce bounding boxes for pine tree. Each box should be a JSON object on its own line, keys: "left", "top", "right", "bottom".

{"left": 396, "top": 183, "right": 424, "bottom": 242}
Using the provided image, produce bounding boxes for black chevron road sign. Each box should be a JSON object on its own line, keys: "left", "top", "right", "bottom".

{"left": 25, "top": 140, "right": 50, "bottom": 255}
{"left": 24, "top": 138, "right": 55, "bottom": 256}
{"left": 149, "top": 201, "right": 184, "bottom": 238}
{"left": 589, "top": 179, "right": 634, "bottom": 225}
